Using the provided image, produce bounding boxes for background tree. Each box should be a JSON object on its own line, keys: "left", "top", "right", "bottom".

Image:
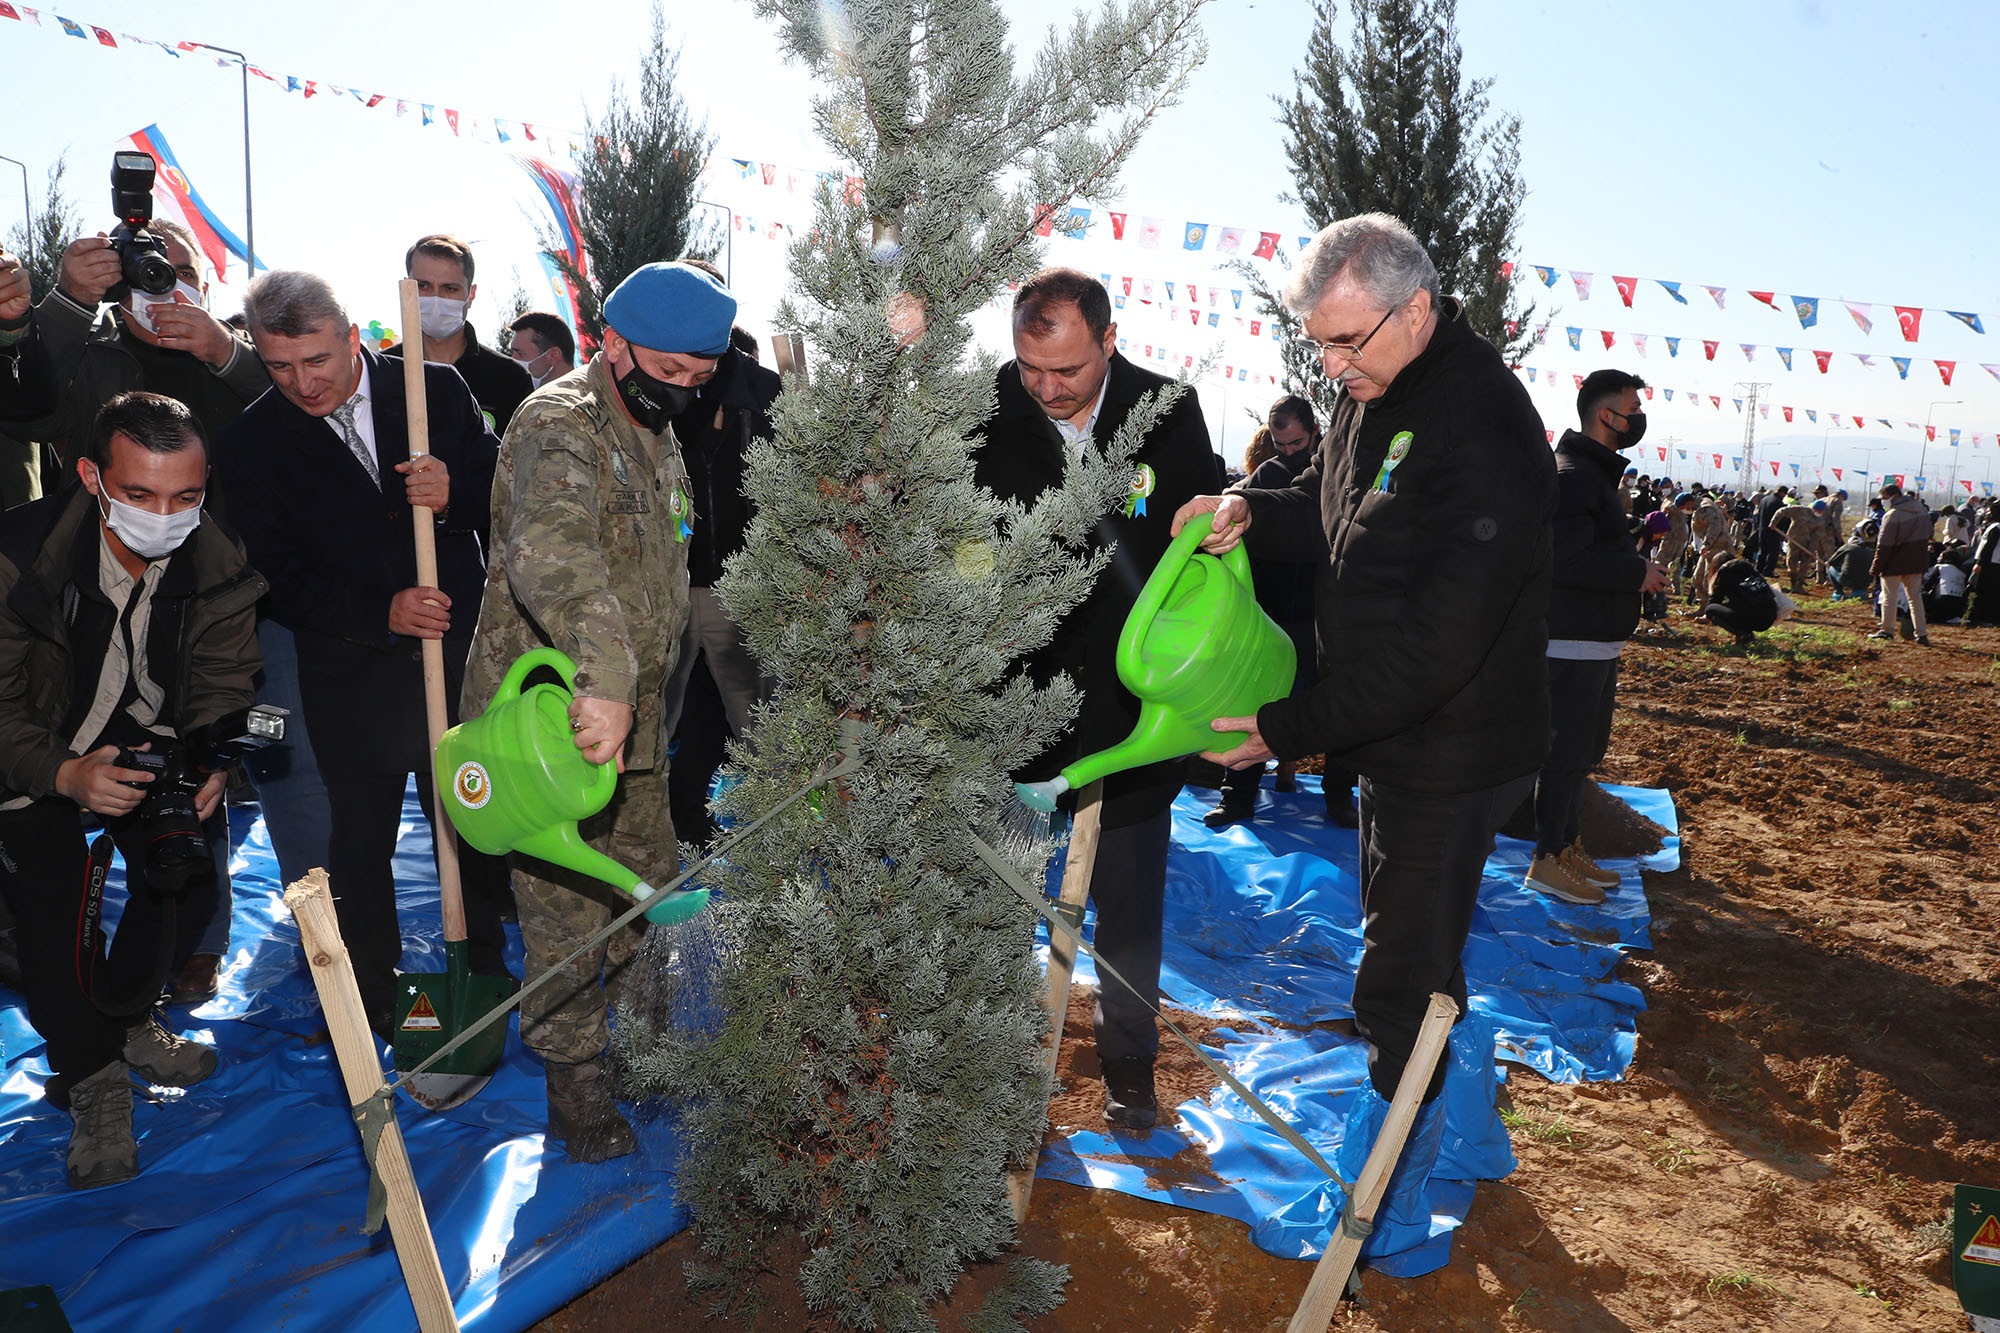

{"left": 546, "top": 2, "right": 718, "bottom": 343}
{"left": 615, "top": 1, "right": 1206, "bottom": 1328}
{"left": 6, "top": 152, "right": 81, "bottom": 304}
{"left": 1276, "top": 0, "right": 1537, "bottom": 361}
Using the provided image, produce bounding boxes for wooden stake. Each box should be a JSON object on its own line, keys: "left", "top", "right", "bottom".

{"left": 1287, "top": 992, "right": 1460, "bottom": 1333}
{"left": 1007, "top": 780, "right": 1105, "bottom": 1225}
{"left": 286, "top": 870, "right": 461, "bottom": 1333}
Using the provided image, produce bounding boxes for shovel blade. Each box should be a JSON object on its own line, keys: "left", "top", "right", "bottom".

{"left": 400, "top": 1068, "right": 493, "bottom": 1113}
{"left": 392, "top": 941, "right": 514, "bottom": 1093}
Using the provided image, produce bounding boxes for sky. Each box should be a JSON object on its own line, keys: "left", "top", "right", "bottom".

{"left": 2, "top": 0, "right": 1996, "bottom": 497}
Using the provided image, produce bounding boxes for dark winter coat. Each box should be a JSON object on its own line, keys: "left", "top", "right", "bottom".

{"left": 0, "top": 318, "right": 59, "bottom": 422}
{"left": 1237, "top": 298, "right": 1556, "bottom": 795}
{"left": 1871, "top": 493, "right": 1931, "bottom": 577}
{"left": 1709, "top": 558, "right": 1777, "bottom": 631}
{"left": 0, "top": 485, "right": 264, "bottom": 804}
{"left": 1231, "top": 448, "right": 1321, "bottom": 628}
{"left": 973, "top": 351, "right": 1223, "bottom": 829}
{"left": 673, "top": 346, "right": 780, "bottom": 588}
{"left": 1547, "top": 428, "right": 1648, "bottom": 643}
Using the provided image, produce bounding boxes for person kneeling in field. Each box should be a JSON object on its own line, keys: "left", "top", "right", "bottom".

{"left": 1699, "top": 557, "right": 1778, "bottom": 646}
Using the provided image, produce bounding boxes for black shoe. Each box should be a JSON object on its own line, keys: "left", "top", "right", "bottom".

{"left": 1202, "top": 802, "right": 1255, "bottom": 830}
{"left": 0, "top": 925, "right": 21, "bottom": 992}
{"left": 165, "top": 953, "right": 221, "bottom": 1006}
{"left": 1101, "top": 1056, "right": 1158, "bottom": 1131}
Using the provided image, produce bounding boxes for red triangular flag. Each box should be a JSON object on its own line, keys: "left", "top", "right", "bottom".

{"left": 1613, "top": 275, "right": 1636, "bottom": 307}
{"left": 1895, "top": 306, "right": 1922, "bottom": 341}
{"left": 1601, "top": 330, "right": 1615, "bottom": 349}
{"left": 1926, "top": 426, "right": 1936, "bottom": 442}
{"left": 1783, "top": 406, "right": 1793, "bottom": 422}
{"left": 1109, "top": 211, "right": 1128, "bottom": 240}
{"left": 1937, "top": 360, "right": 1956, "bottom": 385}
{"left": 1853, "top": 416, "right": 1865, "bottom": 429}
{"left": 1813, "top": 350, "right": 1832, "bottom": 373}
{"left": 1703, "top": 340, "right": 1719, "bottom": 360}
{"left": 1255, "top": 231, "right": 1279, "bottom": 260}
{"left": 1832, "top": 468, "right": 1842, "bottom": 480}
{"left": 1749, "top": 291, "right": 1778, "bottom": 309}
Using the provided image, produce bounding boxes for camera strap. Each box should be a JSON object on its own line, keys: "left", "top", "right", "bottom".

{"left": 73, "top": 830, "right": 176, "bottom": 1019}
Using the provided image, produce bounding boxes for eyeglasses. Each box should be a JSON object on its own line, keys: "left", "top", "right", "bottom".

{"left": 1294, "top": 305, "right": 1397, "bottom": 362}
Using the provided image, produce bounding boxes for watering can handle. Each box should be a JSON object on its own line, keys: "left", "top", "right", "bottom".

{"left": 493, "top": 647, "right": 584, "bottom": 706}
{"left": 1114, "top": 510, "right": 1253, "bottom": 679}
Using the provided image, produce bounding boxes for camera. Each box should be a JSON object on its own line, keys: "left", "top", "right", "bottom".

{"left": 111, "top": 705, "right": 287, "bottom": 893}
{"left": 108, "top": 151, "right": 177, "bottom": 298}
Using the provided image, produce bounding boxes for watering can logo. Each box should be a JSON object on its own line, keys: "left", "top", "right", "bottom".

{"left": 1016, "top": 509, "right": 1295, "bottom": 811}
{"left": 436, "top": 646, "right": 708, "bottom": 926}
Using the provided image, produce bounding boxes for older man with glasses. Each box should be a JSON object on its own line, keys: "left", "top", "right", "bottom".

{"left": 1172, "top": 212, "right": 1556, "bottom": 1272}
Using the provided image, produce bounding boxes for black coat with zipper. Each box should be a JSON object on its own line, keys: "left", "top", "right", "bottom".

{"left": 973, "top": 351, "right": 1223, "bottom": 830}
{"left": 1237, "top": 298, "right": 1555, "bottom": 795}
{"left": 673, "top": 346, "right": 780, "bottom": 589}
{"left": 1547, "top": 428, "right": 1648, "bottom": 644}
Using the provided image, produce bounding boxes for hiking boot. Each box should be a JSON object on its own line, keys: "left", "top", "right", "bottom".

{"left": 1915, "top": 633, "right": 1930, "bottom": 645}
{"left": 1524, "top": 853, "right": 1605, "bottom": 906}
{"left": 67, "top": 1060, "right": 138, "bottom": 1189}
{"left": 165, "top": 953, "right": 221, "bottom": 1006}
{"left": 1202, "top": 801, "right": 1255, "bottom": 830}
{"left": 545, "top": 1057, "right": 636, "bottom": 1163}
{"left": 1101, "top": 1056, "right": 1158, "bottom": 1131}
{"left": 1866, "top": 630, "right": 1893, "bottom": 641}
{"left": 123, "top": 1011, "right": 218, "bottom": 1088}
{"left": 1562, "top": 840, "right": 1620, "bottom": 890}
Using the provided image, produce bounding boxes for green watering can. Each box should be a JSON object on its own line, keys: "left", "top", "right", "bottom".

{"left": 434, "top": 646, "right": 710, "bottom": 927}
{"left": 1015, "top": 509, "right": 1296, "bottom": 812}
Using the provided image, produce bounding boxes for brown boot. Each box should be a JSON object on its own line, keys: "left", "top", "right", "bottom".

{"left": 545, "top": 1057, "right": 636, "bottom": 1163}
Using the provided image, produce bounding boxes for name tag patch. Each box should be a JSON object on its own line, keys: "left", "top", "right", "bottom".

{"left": 607, "top": 490, "right": 651, "bottom": 515}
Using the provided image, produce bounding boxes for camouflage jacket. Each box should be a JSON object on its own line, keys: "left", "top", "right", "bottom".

{"left": 461, "top": 355, "right": 692, "bottom": 772}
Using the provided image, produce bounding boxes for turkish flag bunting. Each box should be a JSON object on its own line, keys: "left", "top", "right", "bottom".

{"left": 1613, "top": 275, "right": 1636, "bottom": 307}
{"left": 1109, "top": 212, "right": 1128, "bottom": 240}
{"left": 1770, "top": 461, "right": 1780, "bottom": 476}
{"left": 1703, "top": 340, "right": 1719, "bottom": 360}
{"left": 1709, "top": 395, "right": 1720, "bottom": 408}
{"left": 1783, "top": 407, "right": 1793, "bottom": 422}
{"left": 1750, "top": 291, "right": 1778, "bottom": 308}
{"left": 1895, "top": 306, "right": 1922, "bottom": 341}
{"left": 1833, "top": 468, "right": 1842, "bottom": 480}
{"left": 1121, "top": 276, "right": 1132, "bottom": 296}
{"left": 1712, "top": 454, "right": 1723, "bottom": 468}
{"left": 1926, "top": 426, "right": 1936, "bottom": 442}
{"left": 1853, "top": 416, "right": 1865, "bottom": 428}
{"left": 1657, "top": 447, "right": 1666, "bottom": 460}
{"left": 1255, "top": 231, "right": 1279, "bottom": 260}
{"left": 1814, "top": 350, "right": 1832, "bottom": 373}
{"left": 1573, "top": 374, "right": 1584, "bottom": 389}
{"left": 1937, "top": 360, "right": 1956, "bottom": 385}
{"left": 1545, "top": 430, "right": 1555, "bottom": 444}
{"left": 1601, "top": 330, "right": 1615, "bottom": 349}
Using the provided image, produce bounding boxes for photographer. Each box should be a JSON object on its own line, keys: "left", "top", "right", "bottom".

{"left": 0, "top": 392, "right": 264, "bottom": 1189}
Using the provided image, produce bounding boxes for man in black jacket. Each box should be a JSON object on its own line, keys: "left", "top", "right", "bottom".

{"left": 386, "top": 234, "right": 532, "bottom": 436}
{"left": 973, "top": 267, "right": 1222, "bottom": 1131}
{"left": 1175, "top": 213, "right": 1553, "bottom": 1265}
{"left": 0, "top": 393, "right": 263, "bottom": 1187}
{"left": 219, "top": 270, "right": 506, "bottom": 1039}
{"left": 1524, "top": 370, "right": 1669, "bottom": 906}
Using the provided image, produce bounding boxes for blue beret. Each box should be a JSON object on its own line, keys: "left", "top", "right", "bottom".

{"left": 602, "top": 262, "right": 737, "bottom": 357}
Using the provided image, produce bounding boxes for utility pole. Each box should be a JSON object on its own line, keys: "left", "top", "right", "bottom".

{"left": 1734, "top": 382, "right": 1770, "bottom": 492}
{"left": 185, "top": 43, "right": 256, "bottom": 279}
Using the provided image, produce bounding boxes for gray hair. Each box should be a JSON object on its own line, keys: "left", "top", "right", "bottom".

{"left": 1282, "top": 213, "right": 1441, "bottom": 317}
{"left": 241, "top": 270, "right": 348, "bottom": 339}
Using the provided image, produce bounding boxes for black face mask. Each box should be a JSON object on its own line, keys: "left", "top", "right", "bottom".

{"left": 1607, "top": 407, "right": 1648, "bottom": 449}
{"left": 614, "top": 356, "right": 696, "bottom": 433}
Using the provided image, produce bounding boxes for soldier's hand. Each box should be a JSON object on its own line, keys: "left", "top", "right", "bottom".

{"left": 1172, "top": 494, "right": 1252, "bottom": 553}
{"left": 569, "top": 696, "right": 632, "bottom": 772}
{"left": 0, "top": 253, "right": 30, "bottom": 325}
{"left": 1641, "top": 561, "right": 1671, "bottom": 594}
{"left": 396, "top": 453, "right": 450, "bottom": 514}
{"left": 388, "top": 585, "right": 451, "bottom": 638}
{"left": 1201, "top": 714, "right": 1274, "bottom": 770}
{"left": 146, "top": 295, "right": 238, "bottom": 370}
{"left": 56, "top": 744, "right": 155, "bottom": 817}
{"left": 58, "top": 233, "right": 121, "bottom": 308}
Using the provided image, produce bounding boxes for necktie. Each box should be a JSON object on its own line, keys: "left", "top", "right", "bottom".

{"left": 329, "top": 398, "right": 379, "bottom": 489}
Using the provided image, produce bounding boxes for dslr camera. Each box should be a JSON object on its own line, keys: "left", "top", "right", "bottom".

{"left": 108, "top": 150, "right": 177, "bottom": 298}
{"left": 111, "top": 705, "right": 287, "bottom": 893}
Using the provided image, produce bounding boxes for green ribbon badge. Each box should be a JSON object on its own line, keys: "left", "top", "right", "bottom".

{"left": 1125, "top": 463, "right": 1157, "bottom": 518}
{"left": 669, "top": 487, "right": 693, "bottom": 543}
{"left": 1371, "top": 430, "right": 1415, "bottom": 492}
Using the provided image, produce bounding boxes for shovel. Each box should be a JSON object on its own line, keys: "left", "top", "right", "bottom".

{"left": 389, "top": 277, "right": 513, "bottom": 1112}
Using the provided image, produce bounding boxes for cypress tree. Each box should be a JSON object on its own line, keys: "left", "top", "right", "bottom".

{"left": 1276, "top": 0, "right": 1536, "bottom": 360}
{"left": 615, "top": 1, "right": 1207, "bottom": 1328}
{"left": 6, "top": 153, "right": 81, "bottom": 304}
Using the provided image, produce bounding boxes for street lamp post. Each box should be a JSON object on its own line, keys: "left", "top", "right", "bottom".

{"left": 1919, "top": 399, "right": 1960, "bottom": 504}
{"left": 183, "top": 43, "right": 254, "bottom": 278}
{"left": 0, "top": 153, "right": 30, "bottom": 276}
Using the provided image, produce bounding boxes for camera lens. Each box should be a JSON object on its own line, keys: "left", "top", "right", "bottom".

{"left": 126, "top": 245, "right": 177, "bottom": 297}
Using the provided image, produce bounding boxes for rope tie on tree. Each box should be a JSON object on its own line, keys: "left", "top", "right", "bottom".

{"left": 965, "top": 830, "right": 1353, "bottom": 1194}
{"left": 343, "top": 741, "right": 863, "bottom": 1232}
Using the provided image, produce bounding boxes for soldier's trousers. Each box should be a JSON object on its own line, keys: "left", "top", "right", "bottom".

{"left": 514, "top": 766, "right": 677, "bottom": 1064}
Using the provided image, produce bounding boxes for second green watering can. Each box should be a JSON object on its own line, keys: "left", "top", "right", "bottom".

{"left": 1015, "top": 509, "right": 1296, "bottom": 812}
{"left": 436, "top": 647, "right": 709, "bottom": 925}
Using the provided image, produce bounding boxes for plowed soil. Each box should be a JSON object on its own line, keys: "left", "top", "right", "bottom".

{"left": 537, "top": 595, "right": 1997, "bottom": 1332}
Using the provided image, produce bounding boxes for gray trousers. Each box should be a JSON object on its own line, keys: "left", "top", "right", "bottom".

{"left": 660, "top": 586, "right": 764, "bottom": 740}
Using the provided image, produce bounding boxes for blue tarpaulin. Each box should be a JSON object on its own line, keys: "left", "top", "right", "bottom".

{"left": 0, "top": 777, "right": 1671, "bottom": 1328}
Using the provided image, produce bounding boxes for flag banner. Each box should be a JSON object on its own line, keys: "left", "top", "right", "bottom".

{"left": 1572, "top": 374, "right": 1583, "bottom": 389}
{"left": 1139, "top": 216, "right": 1163, "bottom": 248}
{"left": 1750, "top": 290, "right": 1778, "bottom": 309}
{"left": 1678, "top": 449, "right": 1687, "bottom": 460}
{"left": 1601, "top": 330, "right": 1615, "bottom": 349}
{"left": 1703, "top": 340, "right": 1719, "bottom": 360}
{"left": 1854, "top": 416, "right": 1865, "bottom": 428}
{"left": 1534, "top": 265, "right": 1558, "bottom": 287}
{"left": 1666, "top": 336, "right": 1681, "bottom": 357}
{"left": 1526, "top": 367, "right": 1537, "bottom": 382}
{"left": 1565, "top": 327, "right": 1582, "bottom": 351}
{"left": 1733, "top": 397, "right": 1744, "bottom": 412}
{"left": 1776, "top": 347, "right": 1793, "bottom": 370}
{"left": 1032, "top": 204, "right": 1054, "bottom": 237}
{"left": 1856, "top": 354, "right": 1876, "bottom": 369}
{"left": 1937, "top": 360, "right": 1956, "bottom": 385}
{"left": 1254, "top": 231, "right": 1278, "bottom": 259}
{"left": 1946, "top": 310, "right": 1985, "bottom": 333}
{"left": 1657, "top": 447, "right": 1666, "bottom": 461}
{"left": 1108, "top": 211, "right": 1128, "bottom": 239}
{"left": 1653, "top": 279, "right": 1686, "bottom": 304}
{"left": 1570, "top": 271, "right": 1593, "bottom": 299}
{"left": 1950, "top": 429, "right": 1960, "bottom": 446}
{"left": 1844, "top": 300, "right": 1873, "bottom": 335}
{"left": 122, "top": 123, "right": 258, "bottom": 279}
{"left": 1545, "top": 430, "right": 1555, "bottom": 444}
{"left": 1663, "top": 388, "right": 1674, "bottom": 401}
{"left": 1832, "top": 467, "right": 1841, "bottom": 479}
{"left": 1895, "top": 305, "right": 1922, "bottom": 341}
{"left": 1814, "top": 349, "right": 1832, "bottom": 373}
{"left": 1925, "top": 426, "right": 1936, "bottom": 442}
{"left": 1793, "top": 296, "right": 1819, "bottom": 328}
{"left": 1062, "top": 207, "right": 1090, "bottom": 238}
{"left": 1231, "top": 289, "right": 1243, "bottom": 308}
{"left": 1891, "top": 357, "right": 1910, "bottom": 380}
{"left": 1704, "top": 285, "right": 1727, "bottom": 308}
{"left": 1613, "top": 274, "right": 1637, "bottom": 306}
{"left": 1760, "top": 404, "right": 1770, "bottom": 419}
{"left": 1807, "top": 409, "right": 1817, "bottom": 423}
{"left": 1783, "top": 406, "right": 1793, "bottom": 422}
{"left": 1711, "top": 396, "right": 1722, "bottom": 409}
{"left": 1741, "top": 344, "right": 1756, "bottom": 361}
{"left": 1769, "top": 460, "right": 1780, "bottom": 476}
{"left": 57, "top": 15, "right": 83, "bottom": 37}
{"left": 1216, "top": 226, "right": 1244, "bottom": 255}
{"left": 1985, "top": 364, "right": 2000, "bottom": 382}
{"left": 1963, "top": 479, "right": 1975, "bottom": 492}
{"left": 1712, "top": 454, "right": 1723, "bottom": 468}
{"left": 1913, "top": 475, "right": 1924, "bottom": 488}
{"left": 1790, "top": 463, "right": 1800, "bottom": 476}
{"left": 1634, "top": 333, "right": 1648, "bottom": 356}
{"left": 1182, "top": 222, "right": 1208, "bottom": 250}
{"left": 1164, "top": 281, "right": 1175, "bottom": 300}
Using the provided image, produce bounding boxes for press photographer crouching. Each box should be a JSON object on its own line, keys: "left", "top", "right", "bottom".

{"left": 0, "top": 391, "right": 266, "bottom": 1188}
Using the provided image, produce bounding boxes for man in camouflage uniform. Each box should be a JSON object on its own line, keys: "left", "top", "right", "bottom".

{"left": 461, "top": 262, "right": 734, "bottom": 1162}
{"left": 1690, "top": 491, "right": 1735, "bottom": 605}
{"left": 1658, "top": 491, "right": 1695, "bottom": 595}
{"left": 1778, "top": 499, "right": 1838, "bottom": 593}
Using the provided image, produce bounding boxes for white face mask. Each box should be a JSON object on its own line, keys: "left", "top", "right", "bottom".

{"left": 124, "top": 280, "right": 208, "bottom": 334}
{"left": 418, "top": 295, "right": 468, "bottom": 340}
{"left": 95, "top": 486, "right": 203, "bottom": 560}
{"left": 512, "top": 347, "right": 555, "bottom": 386}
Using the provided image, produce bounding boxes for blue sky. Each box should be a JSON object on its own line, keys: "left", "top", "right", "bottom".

{"left": 2, "top": 0, "right": 1994, "bottom": 492}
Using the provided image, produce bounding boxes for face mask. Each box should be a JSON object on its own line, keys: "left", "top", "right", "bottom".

{"left": 418, "top": 295, "right": 467, "bottom": 340}
{"left": 513, "top": 348, "right": 555, "bottom": 386}
{"left": 95, "top": 484, "right": 203, "bottom": 559}
{"left": 1607, "top": 408, "right": 1647, "bottom": 449}
{"left": 124, "top": 280, "right": 207, "bottom": 334}
{"left": 613, "top": 354, "right": 695, "bottom": 432}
